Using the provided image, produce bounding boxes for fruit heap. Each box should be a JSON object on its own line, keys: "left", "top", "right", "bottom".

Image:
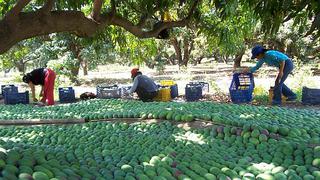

{"left": 0, "top": 100, "right": 320, "bottom": 140}
{"left": 0, "top": 121, "right": 319, "bottom": 180}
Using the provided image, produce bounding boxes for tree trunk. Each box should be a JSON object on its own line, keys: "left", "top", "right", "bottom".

{"left": 69, "top": 42, "right": 82, "bottom": 85}
{"left": 70, "top": 64, "right": 80, "bottom": 85}
{"left": 82, "top": 60, "right": 88, "bottom": 76}
{"left": 195, "top": 55, "right": 204, "bottom": 65}
{"left": 170, "top": 37, "right": 183, "bottom": 66}
{"left": 233, "top": 50, "right": 245, "bottom": 68}
{"left": 14, "top": 59, "right": 26, "bottom": 74}
{"left": 182, "top": 37, "right": 189, "bottom": 66}
{"left": 182, "top": 37, "right": 194, "bottom": 66}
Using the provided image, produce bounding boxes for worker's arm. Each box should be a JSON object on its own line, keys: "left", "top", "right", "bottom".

{"left": 28, "top": 82, "right": 38, "bottom": 102}
{"left": 39, "top": 85, "right": 44, "bottom": 97}
{"left": 249, "top": 60, "right": 264, "bottom": 73}
{"left": 129, "top": 77, "right": 139, "bottom": 93}
{"left": 275, "top": 61, "right": 285, "bottom": 85}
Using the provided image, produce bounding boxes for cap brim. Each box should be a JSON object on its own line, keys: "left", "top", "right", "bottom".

{"left": 251, "top": 55, "right": 256, "bottom": 59}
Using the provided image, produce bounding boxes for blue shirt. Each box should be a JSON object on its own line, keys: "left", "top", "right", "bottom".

{"left": 250, "top": 50, "right": 289, "bottom": 73}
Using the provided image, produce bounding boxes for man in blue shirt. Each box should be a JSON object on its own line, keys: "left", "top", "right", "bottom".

{"left": 128, "top": 68, "right": 158, "bottom": 102}
{"left": 244, "top": 45, "right": 297, "bottom": 105}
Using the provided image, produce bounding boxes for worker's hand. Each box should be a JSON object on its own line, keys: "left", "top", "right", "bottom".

{"left": 39, "top": 91, "right": 43, "bottom": 97}
{"left": 124, "top": 91, "right": 131, "bottom": 96}
{"left": 242, "top": 67, "right": 250, "bottom": 74}
{"left": 278, "top": 71, "right": 284, "bottom": 79}
{"left": 275, "top": 71, "right": 284, "bottom": 86}
{"left": 33, "top": 97, "right": 38, "bottom": 102}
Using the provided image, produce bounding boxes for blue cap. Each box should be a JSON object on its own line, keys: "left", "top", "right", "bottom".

{"left": 251, "top": 45, "right": 265, "bottom": 59}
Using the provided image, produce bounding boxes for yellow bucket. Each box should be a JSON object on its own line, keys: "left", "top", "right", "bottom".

{"left": 269, "top": 87, "right": 286, "bottom": 104}
{"left": 154, "top": 88, "right": 171, "bottom": 102}
{"left": 160, "top": 80, "right": 176, "bottom": 86}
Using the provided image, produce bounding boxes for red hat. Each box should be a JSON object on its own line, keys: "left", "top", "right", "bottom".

{"left": 131, "top": 68, "right": 139, "bottom": 77}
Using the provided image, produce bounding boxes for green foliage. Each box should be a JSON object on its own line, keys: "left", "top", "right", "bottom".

{"left": 0, "top": 38, "right": 46, "bottom": 73}
{"left": 200, "top": 0, "right": 256, "bottom": 57}
{"left": 111, "top": 28, "right": 159, "bottom": 65}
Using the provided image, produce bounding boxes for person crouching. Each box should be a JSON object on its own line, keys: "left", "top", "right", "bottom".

{"left": 128, "top": 68, "right": 158, "bottom": 102}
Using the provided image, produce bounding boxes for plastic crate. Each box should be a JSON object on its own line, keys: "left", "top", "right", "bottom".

{"left": 169, "top": 84, "right": 179, "bottom": 98}
{"left": 97, "top": 85, "right": 121, "bottom": 99}
{"left": 229, "top": 73, "right": 254, "bottom": 103}
{"left": 189, "top": 81, "right": 209, "bottom": 93}
{"left": 160, "top": 80, "right": 179, "bottom": 98}
{"left": 59, "top": 87, "right": 76, "bottom": 103}
{"left": 154, "top": 87, "right": 171, "bottom": 102}
{"left": 4, "top": 91, "right": 29, "bottom": 105}
{"left": 185, "top": 84, "right": 202, "bottom": 102}
{"left": 1, "top": 85, "right": 18, "bottom": 96}
{"left": 119, "top": 85, "right": 132, "bottom": 98}
{"left": 302, "top": 87, "right": 320, "bottom": 105}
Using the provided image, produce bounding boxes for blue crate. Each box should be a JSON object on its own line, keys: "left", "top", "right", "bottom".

{"left": 170, "top": 84, "right": 179, "bottom": 98}
{"left": 4, "top": 91, "right": 29, "bottom": 105}
{"left": 1, "top": 85, "right": 18, "bottom": 96}
{"left": 185, "top": 84, "right": 202, "bottom": 102}
{"left": 229, "top": 73, "right": 254, "bottom": 103}
{"left": 302, "top": 87, "right": 320, "bottom": 105}
{"left": 59, "top": 87, "right": 76, "bottom": 103}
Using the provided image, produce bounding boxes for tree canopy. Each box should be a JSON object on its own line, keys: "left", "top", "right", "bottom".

{"left": 0, "top": 0, "right": 319, "bottom": 54}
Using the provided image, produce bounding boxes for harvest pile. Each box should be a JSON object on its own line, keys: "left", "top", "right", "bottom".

{"left": 0, "top": 122, "right": 319, "bottom": 180}
{"left": 0, "top": 99, "right": 319, "bottom": 179}
{"left": 0, "top": 99, "right": 319, "bottom": 143}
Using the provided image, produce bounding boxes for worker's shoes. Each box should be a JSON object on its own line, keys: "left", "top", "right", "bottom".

{"left": 272, "top": 101, "right": 282, "bottom": 106}
{"left": 286, "top": 96, "right": 297, "bottom": 102}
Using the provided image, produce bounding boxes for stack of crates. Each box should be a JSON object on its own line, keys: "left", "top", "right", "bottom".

{"left": 97, "top": 85, "right": 122, "bottom": 99}
{"left": 59, "top": 87, "right": 76, "bottom": 103}
{"left": 154, "top": 86, "right": 171, "bottom": 102}
{"left": 2, "top": 85, "right": 29, "bottom": 105}
{"left": 185, "top": 83, "right": 203, "bottom": 102}
{"left": 229, "top": 73, "right": 254, "bottom": 103}
{"left": 160, "top": 80, "right": 179, "bottom": 99}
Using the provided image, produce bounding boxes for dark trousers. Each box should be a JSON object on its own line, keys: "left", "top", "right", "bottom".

{"left": 136, "top": 87, "right": 157, "bottom": 102}
{"left": 273, "top": 59, "right": 297, "bottom": 104}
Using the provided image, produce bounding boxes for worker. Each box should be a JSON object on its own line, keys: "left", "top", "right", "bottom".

{"left": 244, "top": 45, "right": 297, "bottom": 105}
{"left": 22, "top": 68, "right": 56, "bottom": 106}
{"left": 128, "top": 68, "right": 158, "bottom": 102}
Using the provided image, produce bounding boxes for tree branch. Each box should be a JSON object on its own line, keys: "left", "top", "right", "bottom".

{"left": 305, "top": 13, "right": 320, "bottom": 37}
{"left": 0, "top": 0, "right": 200, "bottom": 54}
{"left": 92, "top": 0, "right": 104, "bottom": 22}
{"left": 40, "top": 0, "right": 55, "bottom": 14}
{"left": 0, "top": 11, "right": 102, "bottom": 53}
{"left": 108, "top": 0, "right": 200, "bottom": 38}
{"left": 110, "top": 0, "right": 116, "bottom": 15}
{"left": 186, "top": 0, "right": 200, "bottom": 20}
{"left": 4, "top": 0, "right": 32, "bottom": 20}
{"left": 136, "top": 14, "right": 148, "bottom": 28}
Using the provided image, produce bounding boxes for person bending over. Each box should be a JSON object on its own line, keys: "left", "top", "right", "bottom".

{"left": 23, "top": 68, "right": 56, "bottom": 106}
